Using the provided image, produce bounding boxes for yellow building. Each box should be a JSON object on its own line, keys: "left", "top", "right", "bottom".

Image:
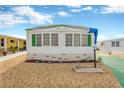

{"left": 0, "top": 34, "right": 26, "bottom": 52}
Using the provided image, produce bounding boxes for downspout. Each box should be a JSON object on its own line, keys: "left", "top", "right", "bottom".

{"left": 89, "top": 28, "right": 98, "bottom": 68}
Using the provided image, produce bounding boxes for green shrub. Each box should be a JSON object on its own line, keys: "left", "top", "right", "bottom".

{"left": 108, "top": 52, "right": 112, "bottom": 55}
{"left": 96, "top": 48, "right": 100, "bottom": 51}
{"left": 97, "top": 56, "right": 103, "bottom": 62}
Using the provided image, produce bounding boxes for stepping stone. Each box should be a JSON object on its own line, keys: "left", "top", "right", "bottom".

{"left": 73, "top": 66, "right": 103, "bottom": 73}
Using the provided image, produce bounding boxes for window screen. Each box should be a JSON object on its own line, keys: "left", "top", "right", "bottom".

{"left": 74, "top": 34, "right": 80, "bottom": 46}
{"left": 116, "top": 41, "right": 119, "bottom": 47}
{"left": 112, "top": 41, "right": 115, "bottom": 47}
{"left": 51, "top": 33, "right": 58, "bottom": 46}
{"left": 66, "top": 34, "right": 72, "bottom": 46}
{"left": 82, "top": 34, "right": 88, "bottom": 46}
{"left": 36, "top": 34, "right": 42, "bottom": 46}
{"left": 43, "top": 34, "right": 50, "bottom": 46}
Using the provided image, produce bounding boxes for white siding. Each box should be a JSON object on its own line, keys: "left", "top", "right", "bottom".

{"left": 27, "top": 26, "right": 94, "bottom": 61}
{"left": 98, "top": 39, "right": 124, "bottom": 54}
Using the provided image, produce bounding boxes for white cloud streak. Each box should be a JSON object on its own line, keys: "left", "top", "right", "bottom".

{"left": 70, "top": 6, "right": 94, "bottom": 13}
{"left": 0, "top": 13, "right": 26, "bottom": 28}
{"left": 70, "top": 5, "right": 124, "bottom": 14}
{"left": 13, "top": 6, "right": 53, "bottom": 24}
{"left": 0, "top": 6, "right": 54, "bottom": 28}
{"left": 98, "top": 34, "right": 108, "bottom": 41}
{"left": 101, "top": 5, "right": 124, "bottom": 14}
{"left": 115, "top": 34, "right": 124, "bottom": 38}
{"left": 70, "top": 9, "right": 82, "bottom": 13}
{"left": 66, "top": 5, "right": 81, "bottom": 8}
{"left": 82, "top": 6, "right": 93, "bottom": 11}
{"left": 57, "top": 11, "right": 69, "bottom": 17}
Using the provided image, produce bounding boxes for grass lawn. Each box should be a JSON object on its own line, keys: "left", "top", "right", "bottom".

{"left": 101, "top": 55, "right": 124, "bottom": 87}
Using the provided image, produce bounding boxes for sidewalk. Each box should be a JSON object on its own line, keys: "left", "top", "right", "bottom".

{"left": 0, "top": 51, "right": 27, "bottom": 62}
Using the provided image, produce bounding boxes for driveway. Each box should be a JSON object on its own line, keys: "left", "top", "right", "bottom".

{"left": 0, "top": 51, "right": 27, "bottom": 62}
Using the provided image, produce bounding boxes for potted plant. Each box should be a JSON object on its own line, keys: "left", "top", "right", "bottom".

{"left": 3, "top": 51, "right": 7, "bottom": 56}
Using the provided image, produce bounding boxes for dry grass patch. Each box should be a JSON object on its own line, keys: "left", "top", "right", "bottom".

{"left": 0, "top": 62, "right": 121, "bottom": 88}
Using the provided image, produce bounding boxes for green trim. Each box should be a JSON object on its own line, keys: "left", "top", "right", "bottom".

{"left": 88, "top": 34, "right": 91, "bottom": 46}
{"left": 32, "top": 34, "right": 36, "bottom": 46}
{"left": 26, "top": 29, "right": 33, "bottom": 31}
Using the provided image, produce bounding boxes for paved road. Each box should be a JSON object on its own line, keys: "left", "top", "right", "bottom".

{"left": 100, "top": 55, "right": 124, "bottom": 87}
{"left": 0, "top": 51, "right": 27, "bottom": 62}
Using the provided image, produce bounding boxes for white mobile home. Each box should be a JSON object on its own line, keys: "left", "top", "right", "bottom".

{"left": 26, "top": 24, "right": 98, "bottom": 62}
{"left": 98, "top": 38, "right": 124, "bottom": 54}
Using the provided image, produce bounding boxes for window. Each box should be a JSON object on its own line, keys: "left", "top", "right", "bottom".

{"left": 1, "top": 42, "right": 4, "bottom": 46}
{"left": 43, "top": 34, "right": 50, "bottom": 46}
{"left": 82, "top": 34, "right": 88, "bottom": 46}
{"left": 24, "top": 41, "right": 26, "bottom": 45}
{"left": 112, "top": 41, "right": 115, "bottom": 47}
{"left": 74, "top": 34, "right": 80, "bottom": 46}
{"left": 66, "top": 34, "right": 72, "bottom": 46}
{"left": 51, "top": 33, "right": 58, "bottom": 46}
{"left": 36, "top": 34, "right": 42, "bottom": 46}
{"left": 1, "top": 38, "right": 4, "bottom": 46}
{"left": 1, "top": 39, "right": 4, "bottom": 41}
{"left": 116, "top": 41, "right": 119, "bottom": 47}
{"left": 10, "top": 40, "right": 14, "bottom": 43}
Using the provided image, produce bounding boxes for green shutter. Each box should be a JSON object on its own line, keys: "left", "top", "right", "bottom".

{"left": 88, "top": 34, "right": 91, "bottom": 46}
{"left": 32, "top": 34, "right": 36, "bottom": 46}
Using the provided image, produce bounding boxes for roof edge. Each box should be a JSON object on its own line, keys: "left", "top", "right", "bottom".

{"left": 25, "top": 24, "right": 90, "bottom": 31}
{"left": 98, "top": 37, "right": 124, "bottom": 42}
{"left": 0, "top": 34, "right": 26, "bottom": 40}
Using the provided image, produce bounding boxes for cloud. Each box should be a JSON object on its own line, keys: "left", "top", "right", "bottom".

{"left": 0, "top": 6, "right": 54, "bottom": 28}
{"left": 98, "top": 35, "right": 108, "bottom": 41}
{"left": 9, "top": 34, "right": 26, "bottom": 39}
{"left": 70, "top": 9, "right": 82, "bottom": 13}
{"left": 70, "top": 5, "right": 124, "bottom": 14}
{"left": 115, "top": 34, "right": 124, "bottom": 38}
{"left": 101, "top": 5, "right": 124, "bottom": 14}
{"left": 66, "top": 5, "right": 81, "bottom": 8}
{"left": 13, "top": 6, "right": 53, "bottom": 24}
{"left": 70, "top": 6, "right": 94, "bottom": 13}
{"left": 82, "top": 6, "right": 93, "bottom": 11}
{"left": 70, "top": 6, "right": 124, "bottom": 14}
{"left": 98, "top": 34, "right": 124, "bottom": 41}
{"left": 0, "top": 13, "right": 26, "bottom": 28}
{"left": 57, "top": 11, "right": 69, "bottom": 17}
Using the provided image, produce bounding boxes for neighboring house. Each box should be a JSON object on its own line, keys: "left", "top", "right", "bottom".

{"left": 26, "top": 24, "right": 98, "bottom": 61}
{"left": 0, "top": 34, "right": 26, "bottom": 52}
{"left": 98, "top": 38, "right": 124, "bottom": 54}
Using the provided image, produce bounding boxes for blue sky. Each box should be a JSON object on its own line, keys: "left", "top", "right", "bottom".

{"left": 0, "top": 5, "right": 124, "bottom": 41}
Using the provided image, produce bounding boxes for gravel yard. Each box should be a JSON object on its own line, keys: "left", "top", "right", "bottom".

{"left": 0, "top": 62, "right": 121, "bottom": 88}
{"left": 0, "top": 53, "right": 27, "bottom": 74}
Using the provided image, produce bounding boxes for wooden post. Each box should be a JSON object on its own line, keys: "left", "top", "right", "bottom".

{"left": 94, "top": 46, "right": 96, "bottom": 68}
{"left": 4, "top": 37, "right": 7, "bottom": 52}
{"left": 17, "top": 39, "right": 19, "bottom": 52}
